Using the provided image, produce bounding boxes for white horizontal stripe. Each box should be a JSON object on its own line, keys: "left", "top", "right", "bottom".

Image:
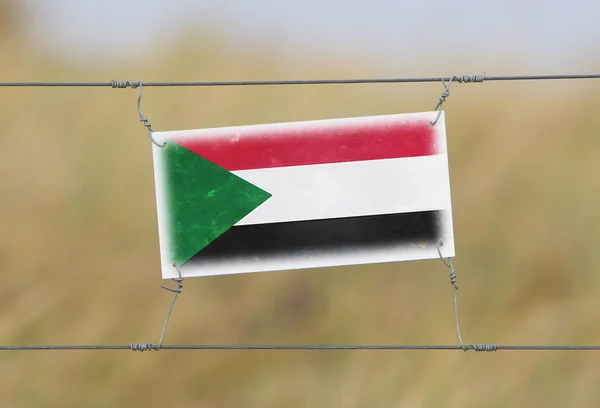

{"left": 232, "top": 155, "right": 451, "bottom": 226}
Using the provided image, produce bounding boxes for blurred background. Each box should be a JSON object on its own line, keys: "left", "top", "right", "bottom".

{"left": 1, "top": 0, "right": 600, "bottom": 406}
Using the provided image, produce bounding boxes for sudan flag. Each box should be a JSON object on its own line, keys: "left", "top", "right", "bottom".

{"left": 151, "top": 111, "right": 455, "bottom": 279}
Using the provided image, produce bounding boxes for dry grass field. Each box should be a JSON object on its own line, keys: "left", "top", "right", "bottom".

{"left": 1, "top": 4, "right": 600, "bottom": 407}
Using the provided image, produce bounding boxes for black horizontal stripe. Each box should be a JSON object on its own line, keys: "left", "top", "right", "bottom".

{"left": 186, "top": 210, "right": 443, "bottom": 266}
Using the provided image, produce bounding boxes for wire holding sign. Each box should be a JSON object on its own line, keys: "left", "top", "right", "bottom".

{"left": 134, "top": 82, "right": 166, "bottom": 148}
{"left": 431, "top": 77, "right": 455, "bottom": 126}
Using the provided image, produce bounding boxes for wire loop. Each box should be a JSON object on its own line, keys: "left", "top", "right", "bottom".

{"left": 429, "top": 73, "right": 484, "bottom": 125}
{"left": 437, "top": 243, "right": 467, "bottom": 351}
{"left": 430, "top": 77, "right": 453, "bottom": 126}
{"left": 156, "top": 263, "right": 184, "bottom": 350}
{"left": 136, "top": 82, "right": 166, "bottom": 148}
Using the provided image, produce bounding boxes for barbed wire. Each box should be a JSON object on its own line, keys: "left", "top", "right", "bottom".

{"left": 0, "top": 73, "right": 599, "bottom": 88}
{"left": 1, "top": 344, "right": 600, "bottom": 352}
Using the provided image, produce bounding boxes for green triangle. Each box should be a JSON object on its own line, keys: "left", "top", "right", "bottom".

{"left": 161, "top": 140, "right": 272, "bottom": 266}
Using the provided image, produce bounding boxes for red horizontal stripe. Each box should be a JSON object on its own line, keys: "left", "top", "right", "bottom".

{"left": 170, "top": 116, "right": 437, "bottom": 171}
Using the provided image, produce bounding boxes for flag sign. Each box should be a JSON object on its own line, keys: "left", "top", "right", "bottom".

{"left": 151, "top": 111, "right": 455, "bottom": 279}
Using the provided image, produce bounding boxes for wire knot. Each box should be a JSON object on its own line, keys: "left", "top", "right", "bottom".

{"left": 437, "top": 244, "right": 459, "bottom": 291}
{"left": 130, "top": 343, "right": 155, "bottom": 352}
{"left": 113, "top": 80, "right": 164, "bottom": 147}
{"left": 161, "top": 277, "right": 183, "bottom": 294}
{"left": 435, "top": 87, "right": 451, "bottom": 111}
{"left": 448, "top": 267, "right": 458, "bottom": 290}
{"left": 111, "top": 80, "right": 140, "bottom": 89}
{"left": 470, "top": 344, "right": 499, "bottom": 352}
{"left": 134, "top": 82, "right": 166, "bottom": 148}
{"left": 140, "top": 116, "right": 153, "bottom": 135}
{"left": 454, "top": 74, "right": 485, "bottom": 83}
{"left": 430, "top": 78, "right": 454, "bottom": 126}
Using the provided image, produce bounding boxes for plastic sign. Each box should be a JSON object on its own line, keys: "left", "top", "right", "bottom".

{"left": 151, "top": 111, "right": 455, "bottom": 279}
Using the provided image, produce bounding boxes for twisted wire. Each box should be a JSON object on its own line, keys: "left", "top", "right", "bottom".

{"left": 454, "top": 74, "right": 486, "bottom": 83}
{"left": 156, "top": 264, "right": 184, "bottom": 350}
{"left": 134, "top": 82, "right": 165, "bottom": 147}
{"left": 1, "top": 73, "right": 599, "bottom": 87}
{"left": 0, "top": 344, "right": 597, "bottom": 351}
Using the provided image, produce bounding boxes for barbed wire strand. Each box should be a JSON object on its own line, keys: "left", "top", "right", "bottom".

{"left": 0, "top": 73, "right": 599, "bottom": 87}
{"left": 0, "top": 344, "right": 599, "bottom": 351}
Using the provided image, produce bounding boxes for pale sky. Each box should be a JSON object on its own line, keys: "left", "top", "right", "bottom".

{"left": 21, "top": 0, "right": 600, "bottom": 72}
